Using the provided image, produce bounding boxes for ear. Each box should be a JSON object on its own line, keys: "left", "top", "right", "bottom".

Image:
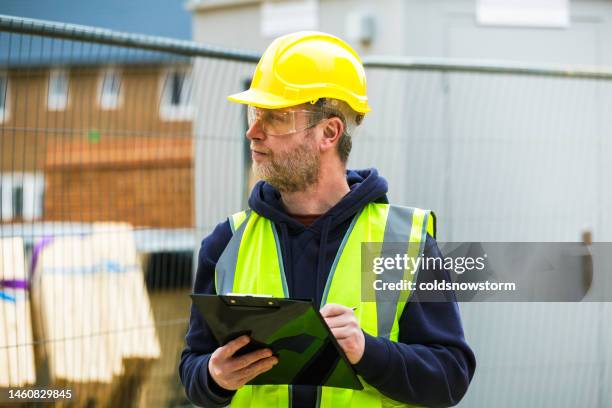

{"left": 320, "top": 117, "right": 344, "bottom": 152}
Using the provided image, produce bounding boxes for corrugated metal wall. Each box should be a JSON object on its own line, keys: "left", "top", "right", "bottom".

{"left": 193, "top": 61, "right": 612, "bottom": 406}
{"left": 459, "top": 302, "right": 612, "bottom": 407}
{"left": 352, "top": 69, "right": 612, "bottom": 242}
{"left": 351, "top": 67, "right": 612, "bottom": 407}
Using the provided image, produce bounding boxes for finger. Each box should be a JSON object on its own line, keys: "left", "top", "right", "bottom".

{"left": 320, "top": 303, "right": 350, "bottom": 318}
{"left": 220, "top": 335, "right": 251, "bottom": 358}
{"left": 330, "top": 326, "right": 354, "bottom": 340}
{"left": 228, "top": 348, "right": 274, "bottom": 371}
{"left": 324, "top": 313, "right": 354, "bottom": 329}
{"left": 238, "top": 356, "right": 279, "bottom": 382}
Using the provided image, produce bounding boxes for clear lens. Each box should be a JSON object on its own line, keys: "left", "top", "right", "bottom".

{"left": 247, "top": 106, "right": 324, "bottom": 136}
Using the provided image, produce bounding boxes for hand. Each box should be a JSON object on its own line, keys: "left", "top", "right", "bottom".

{"left": 208, "top": 335, "right": 279, "bottom": 391}
{"left": 320, "top": 303, "right": 365, "bottom": 364}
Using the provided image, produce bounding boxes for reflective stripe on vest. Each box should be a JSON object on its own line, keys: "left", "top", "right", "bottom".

{"left": 215, "top": 203, "right": 433, "bottom": 408}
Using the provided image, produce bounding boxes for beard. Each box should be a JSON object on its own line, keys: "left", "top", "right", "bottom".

{"left": 253, "top": 135, "right": 320, "bottom": 193}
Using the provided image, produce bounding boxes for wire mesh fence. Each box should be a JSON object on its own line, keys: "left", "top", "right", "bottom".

{"left": 353, "top": 67, "right": 612, "bottom": 242}
{"left": 1, "top": 13, "right": 611, "bottom": 408}
{"left": 0, "top": 15, "right": 253, "bottom": 407}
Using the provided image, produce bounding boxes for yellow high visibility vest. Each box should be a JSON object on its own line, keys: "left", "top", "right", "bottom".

{"left": 215, "top": 202, "right": 434, "bottom": 407}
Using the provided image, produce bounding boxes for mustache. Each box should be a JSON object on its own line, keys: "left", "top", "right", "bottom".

{"left": 250, "top": 145, "right": 271, "bottom": 154}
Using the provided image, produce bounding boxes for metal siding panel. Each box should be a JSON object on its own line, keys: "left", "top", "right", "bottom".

{"left": 459, "top": 303, "right": 609, "bottom": 407}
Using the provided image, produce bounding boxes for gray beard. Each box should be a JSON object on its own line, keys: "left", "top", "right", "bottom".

{"left": 253, "top": 140, "right": 320, "bottom": 193}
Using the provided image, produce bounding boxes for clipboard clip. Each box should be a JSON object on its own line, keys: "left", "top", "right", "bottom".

{"left": 222, "top": 294, "right": 280, "bottom": 308}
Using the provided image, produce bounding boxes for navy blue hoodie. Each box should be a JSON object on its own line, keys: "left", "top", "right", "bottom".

{"left": 180, "top": 168, "right": 476, "bottom": 407}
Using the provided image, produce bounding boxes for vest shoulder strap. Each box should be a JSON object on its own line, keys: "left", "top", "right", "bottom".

{"left": 427, "top": 210, "right": 436, "bottom": 239}
{"left": 383, "top": 203, "right": 436, "bottom": 240}
{"left": 228, "top": 210, "right": 250, "bottom": 234}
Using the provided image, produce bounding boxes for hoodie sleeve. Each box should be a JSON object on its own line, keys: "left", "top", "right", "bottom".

{"left": 179, "top": 220, "right": 237, "bottom": 407}
{"left": 353, "top": 234, "right": 476, "bottom": 407}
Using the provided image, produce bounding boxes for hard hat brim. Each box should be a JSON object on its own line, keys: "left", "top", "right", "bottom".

{"left": 227, "top": 88, "right": 311, "bottom": 110}
{"left": 228, "top": 88, "right": 372, "bottom": 113}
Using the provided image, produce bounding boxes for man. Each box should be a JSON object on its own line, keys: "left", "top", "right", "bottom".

{"left": 180, "top": 31, "right": 475, "bottom": 407}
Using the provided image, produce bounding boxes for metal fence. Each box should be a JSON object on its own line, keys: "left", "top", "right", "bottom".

{"left": 1, "top": 14, "right": 611, "bottom": 408}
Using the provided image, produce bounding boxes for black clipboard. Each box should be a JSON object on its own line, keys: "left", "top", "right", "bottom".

{"left": 190, "top": 294, "right": 363, "bottom": 390}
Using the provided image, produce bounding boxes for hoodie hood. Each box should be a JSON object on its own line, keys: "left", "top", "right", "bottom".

{"left": 247, "top": 168, "right": 388, "bottom": 308}
{"left": 248, "top": 168, "right": 388, "bottom": 233}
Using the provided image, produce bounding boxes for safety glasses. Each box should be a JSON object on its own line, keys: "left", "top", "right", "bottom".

{"left": 247, "top": 105, "right": 325, "bottom": 136}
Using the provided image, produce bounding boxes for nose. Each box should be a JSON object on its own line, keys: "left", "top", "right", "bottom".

{"left": 246, "top": 117, "right": 265, "bottom": 141}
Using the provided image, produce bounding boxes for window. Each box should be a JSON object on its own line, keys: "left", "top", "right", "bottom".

{"left": 99, "top": 68, "right": 121, "bottom": 109}
{"left": 48, "top": 68, "right": 69, "bottom": 110}
{"left": 12, "top": 185, "right": 23, "bottom": 219}
{"left": 0, "top": 73, "right": 8, "bottom": 123}
{"left": 0, "top": 173, "right": 44, "bottom": 222}
{"left": 476, "top": 0, "right": 569, "bottom": 28}
{"left": 261, "top": 0, "right": 318, "bottom": 37}
{"left": 160, "top": 67, "right": 193, "bottom": 120}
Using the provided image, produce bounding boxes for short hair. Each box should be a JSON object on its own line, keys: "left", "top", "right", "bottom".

{"left": 313, "top": 98, "right": 364, "bottom": 164}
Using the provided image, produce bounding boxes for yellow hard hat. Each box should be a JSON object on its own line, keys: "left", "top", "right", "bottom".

{"left": 228, "top": 31, "right": 371, "bottom": 114}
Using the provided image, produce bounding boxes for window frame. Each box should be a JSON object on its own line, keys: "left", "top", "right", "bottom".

{"left": 98, "top": 67, "right": 122, "bottom": 110}
{"left": 159, "top": 66, "right": 193, "bottom": 121}
{"left": 47, "top": 68, "right": 69, "bottom": 111}
{"left": 0, "top": 172, "right": 45, "bottom": 222}
{"left": 0, "top": 71, "right": 9, "bottom": 123}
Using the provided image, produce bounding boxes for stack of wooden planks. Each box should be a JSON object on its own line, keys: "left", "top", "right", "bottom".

{"left": 30, "top": 223, "right": 160, "bottom": 406}
{"left": 0, "top": 237, "right": 36, "bottom": 389}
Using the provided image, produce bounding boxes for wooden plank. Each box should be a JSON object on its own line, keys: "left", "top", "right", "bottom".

{"left": 92, "top": 223, "right": 161, "bottom": 406}
{"left": 91, "top": 223, "right": 161, "bottom": 362}
{"left": 30, "top": 234, "right": 116, "bottom": 406}
{"left": 29, "top": 224, "right": 161, "bottom": 406}
{"left": 0, "top": 237, "right": 36, "bottom": 388}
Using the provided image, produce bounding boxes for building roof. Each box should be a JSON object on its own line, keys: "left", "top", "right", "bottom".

{"left": 0, "top": 0, "right": 191, "bottom": 39}
{"left": 0, "top": 0, "right": 192, "bottom": 66}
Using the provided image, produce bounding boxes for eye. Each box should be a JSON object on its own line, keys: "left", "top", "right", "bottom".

{"left": 268, "top": 111, "right": 289, "bottom": 122}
